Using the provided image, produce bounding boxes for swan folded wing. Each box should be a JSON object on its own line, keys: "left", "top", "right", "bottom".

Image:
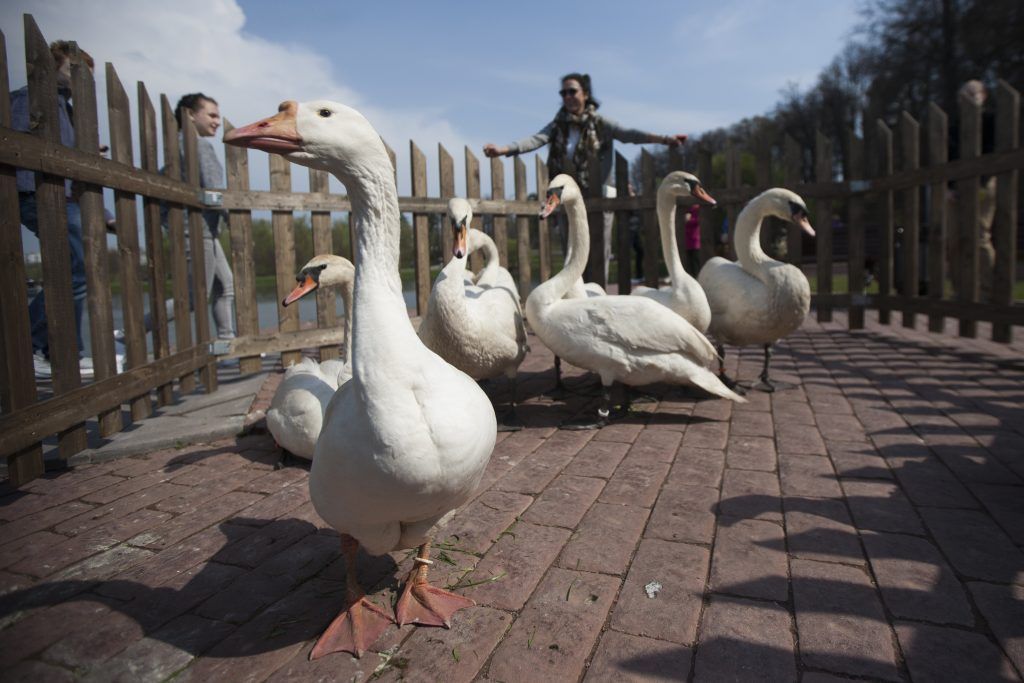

{"left": 561, "top": 297, "right": 718, "bottom": 365}
{"left": 699, "top": 261, "right": 770, "bottom": 318}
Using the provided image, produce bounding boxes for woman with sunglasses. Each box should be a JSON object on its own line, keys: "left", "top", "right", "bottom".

{"left": 484, "top": 72, "right": 687, "bottom": 282}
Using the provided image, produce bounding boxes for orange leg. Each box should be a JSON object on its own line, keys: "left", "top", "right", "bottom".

{"left": 394, "top": 540, "right": 475, "bottom": 628}
{"left": 309, "top": 535, "right": 394, "bottom": 660}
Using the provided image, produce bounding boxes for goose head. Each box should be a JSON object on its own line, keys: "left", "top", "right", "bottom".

{"left": 224, "top": 99, "right": 384, "bottom": 176}
{"left": 447, "top": 198, "right": 472, "bottom": 259}
{"left": 283, "top": 254, "right": 355, "bottom": 306}
{"left": 659, "top": 171, "right": 717, "bottom": 206}
{"left": 539, "top": 174, "right": 582, "bottom": 218}
{"left": 762, "top": 188, "right": 815, "bottom": 237}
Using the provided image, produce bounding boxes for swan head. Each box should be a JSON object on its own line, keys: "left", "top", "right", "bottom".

{"left": 225, "top": 100, "right": 385, "bottom": 176}
{"left": 448, "top": 198, "right": 472, "bottom": 259}
{"left": 540, "top": 174, "right": 582, "bottom": 218}
{"left": 762, "top": 188, "right": 815, "bottom": 237}
{"left": 283, "top": 253, "right": 355, "bottom": 306}
{"left": 660, "top": 171, "right": 716, "bottom": 206}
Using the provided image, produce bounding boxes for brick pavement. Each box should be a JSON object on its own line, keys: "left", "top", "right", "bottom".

{"left": 1, "top": 310, "right": 1023, "bottom": 682}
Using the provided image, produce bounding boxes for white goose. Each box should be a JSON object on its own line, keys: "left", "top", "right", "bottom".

{"left": 265, "top": 255, "right": 354, "bottom": 461}
{"left": 525, "top": 175, "right": 745, "bottom": 429}
{"left": 632, "top": 171, "right": 717, "bottom": 331}
{"left": 697, "top": 187, "right": 815, "bottom": 391}
{"left": 226, "top": 101, "right": 496, "bottom": 659}
{"left": 418, "top": 199, "right": 529, "bottom": 430}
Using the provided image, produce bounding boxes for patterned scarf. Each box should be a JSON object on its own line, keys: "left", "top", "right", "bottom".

{"left": 548, "top": 103, "right": 603, "bottom": 192}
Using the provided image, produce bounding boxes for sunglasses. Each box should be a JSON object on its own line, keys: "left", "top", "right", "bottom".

{"left": 559, "top": 88, "right": 579, "bottom": 97}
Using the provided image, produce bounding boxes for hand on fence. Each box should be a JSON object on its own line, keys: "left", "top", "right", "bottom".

{"left": 483, "top": 143, "right": 509, "bottom": 158}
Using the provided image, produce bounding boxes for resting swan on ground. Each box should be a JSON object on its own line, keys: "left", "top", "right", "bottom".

{"left": 525, "top": 175, "right": 746, "bottom": 429}
{"left": 226, "top": 100, "right": 496, "bottom": 659}
{"left": 418, "top": 198, "right": 529, "bottom": 430}
{"left": 632, "top": 171, "right": 717, "bottom": 331}
{"left": 697, "top": 187, "right": 816, "bottom": 392}
{"left": 265, "top": 255, "right": 354, "bottom": 461}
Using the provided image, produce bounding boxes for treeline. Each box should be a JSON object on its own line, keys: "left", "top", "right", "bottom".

{"left": 639, "top": 0, "right": 1023, "bottom": 186}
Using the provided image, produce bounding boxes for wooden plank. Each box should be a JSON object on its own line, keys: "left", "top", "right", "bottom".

{"left": 0, "top": 27, "right": 44, "bottom": 484}
{"left": 876, "top": 120, "right": 895, "bottom": 325}
{"left": 309, "top": 167, "right": 338, "bottom": 362}
{"left": 899, "top": 112, "right": 920, "bottom": 328}
{"left": 847, "top": 130, "right": 866, "bottom": 330}
{"left": 615, "top": 152, "right": 632, "bottom": 294}
{"left": 27, "top": 18, "right": 87, "bottom": 459}
{"left": 269, "top": 153, "right": 300, "bottom": 366}
{"left": 957, "top": 90, "right": 981, "bottom": 338}
{"left": 465, "top": 146, "right": 483, "bottom": 273}
{"left": 490, "top": 156, "right": 508, "bottom": 267}
{"left": 698, "top": 146, "right": 715, "bottom": 267}
{"left": 815, "top": 131, "right": 833, "bottom": 323}
{"left": 213, "top": 190, "right": 597, "bottom": 215}
{"left": 213, "top": 326, "right": 348, "bottom": 360}
{"left": 536, "top": 156, "right": 551, "bottom": 283}
{"left": 585, "top": 153, "right": 605, "bottom": 289}
{"left": 668, "top": 146, "right": 685, "bottom": 284}
{"left": 641, "top": 149, "right": 658, "bottom": 288}
{"left": 992, "top": 80, "right": 1019, "bottom": 343}
{"left": 438, "top": 143, "right": 455, "bottom": 260}
{"left": 926, "top": 103, "right": 948, "bottom": 333}
{"left": 725, "top": 144, "right": 741, "bottom": 263}
{"left": 784, "top": 135, "right": 803, "bottom": 266}
{"left": 811, "top": 293, "right": 1024, "bottom": 327}
{"left": 138, "top": 81, "right": 172, "bottom": 407}
{"left": 410, "top": 141, "right": 430, "bottom": 316}
{"left": 754, "top": 134, "right": 775, "bottom": 256}
{"left": 161, "top": 95, "right": 195, "bottom": 393}
{"left": 0, "top": 345, "right": 212, "bottom": 458}
{"left": 514, "top": 156, "right": 531, "bottom": 299}
{"left": 223, "top": 119, "right": 261, "bottom": 375}
{"left": 108, "top": 63, "right": 154, "bottom": 419}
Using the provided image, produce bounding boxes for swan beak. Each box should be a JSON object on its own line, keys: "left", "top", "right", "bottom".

{"left": 224, "top": 100, "right": 302, "bottom": 154}
{"left": 540, "top": 193, "right": 561, "bottom": 219}
{"left": 795, "top": 214, "right": 816, "bottom": 237}
{"left": 283, "top": 274, "right": 318, "bottom": 306}
{"left": 452, "top": 222, "right": 468, "bottom": 259}
{"left": 693, "top": 185, "right": 717, "bottom": 206}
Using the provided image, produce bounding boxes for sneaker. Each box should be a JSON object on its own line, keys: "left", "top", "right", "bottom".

{"left": 115, "top": 353, "right": 125, "bottom": 374}
{"left": 79, "top": 356, "right": 95, "bottom": 379}
{"left": 33, "top": 352, "right": 52, "bottom": 379}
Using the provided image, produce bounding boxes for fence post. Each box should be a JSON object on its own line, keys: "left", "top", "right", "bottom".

{"left": 0, "top": 28, "right": 44, "bottom": 484}
{"left": 138, "top": 82, "right": 173, "bottom": 406}
{"left": 161, "top": 96, "right": 195, "bottom": 392}
{"left": 755, "top": 134, "right": 778, "bottom": 258}
{"left": 876, "top": 120, "right": 894, "bottom": 325}
{"left": 698, "top": 146, "right": 715, "bottom": 267}
{"left": 992, "top": 80, "right": 1019, "bottom": 343}
{"left": 725, "top": 144, "right": 740, "bottom": 262}
{"left": 899, "top": 112, "right": 920, "bottom": 329}
{"left": 956, "top": 91, "right": 982, "bottom": 338}
{"left": 615, "top": 152, "right": 632, "bottom": 294}
{"left": 310, "top": 168, "right": 338, "bottom": 361}
{"left": 536, "top": 156, "right": 551, "bottom": 283}
{"left": 269, "top": 153, "right": 300, "bottom": 367}
{"left": 641, "top": 149, "right": 658, "bottom": 288}
{"left": 438, "top": 144, "right": 455, "bottom": 260}
{"left": 491, "top": 156, "right": 508, "bottom": 267}
{"left": 847, "top": 130, "right": 866, "bottom": 330}
{"left": 815, "top": 130, "right": 834, "bottom": 323}
{"left": 926, "top": 103, "right": 948, "bottom": 333}
{"left": 514, "top": 157, "right": 531, "bottom": 299}
{"left": 784, "top": 135, "right": 803, "bottom": 266}
{"left": 224, "top": 120, "right": 261, "bottom": 375}
{"left": 586, "top": 154, "right": 605, "bottom": 289}
{"left": 410, "top": 141, "right": 430, "bottom": 316}
{"left": 465, "top": 147, "right": 483, "bottom": 274}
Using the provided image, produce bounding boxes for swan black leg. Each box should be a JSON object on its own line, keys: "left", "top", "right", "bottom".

{"left": 560, "top": 383, "right": 612, "bottom": 430}
{"left": 715, "top": 343, "right": 745, "bottom": 395}
{"left": 751, "top": 343, "right": 793, "bottom": 392}
{"left": 497, "top": 374, "right": 525, "bottom": 432}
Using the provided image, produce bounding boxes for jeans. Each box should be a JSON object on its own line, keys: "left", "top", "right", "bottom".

{"left": 20, "top": 193, "right": 86, "bottom": 357}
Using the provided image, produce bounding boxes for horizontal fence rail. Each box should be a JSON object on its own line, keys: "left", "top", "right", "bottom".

{"left": 0, "top": 14, "right": 1021, "bottom": 487}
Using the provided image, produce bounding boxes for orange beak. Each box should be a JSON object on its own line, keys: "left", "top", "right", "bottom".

{"left": 795, "top": 214, "right": 816, "bottom": 237}
{"left": 540, "top": 193, "right": 561, "bottom": 219}
{"left": 224, "top": 100, "right": 302, "bottom": 154}
{"left": 453, "top": 223, "right": 468, "bottom": 259}
{"left": 692, "top": 185, "right": 717, "bottom": 206}
{"left": 282, "top": 275, "right": 317, "bottom": 306}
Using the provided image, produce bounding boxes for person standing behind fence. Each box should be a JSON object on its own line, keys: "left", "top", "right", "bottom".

{"left": 483, "top": 73, "right": 687, "bottom": 283}
{"left": 683, "top": 203, "right": 701, "bottom": 276}
{"left": 12, "top": 40, "right": 103, "bottom": 379}
{"left": 173, "top": 93, "right": 235, "bottom": 340}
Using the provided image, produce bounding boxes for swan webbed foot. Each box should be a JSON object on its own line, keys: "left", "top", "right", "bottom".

{"left": 718, "top": 372, "right": 747, "bottom": 395}
{"left": 309, "top": 595, "right": 394, "bottom": 660}
{"left": 496, "top": 408, "right": 525, "bottom": 432}
{"left": 559, "top": 413, "right": 609, "bottom": 431}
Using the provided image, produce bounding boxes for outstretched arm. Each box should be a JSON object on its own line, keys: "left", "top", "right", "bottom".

{"left": 483, "top": 120, "right": 557, "bottom": 158}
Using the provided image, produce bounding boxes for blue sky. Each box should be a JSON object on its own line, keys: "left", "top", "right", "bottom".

{"left": 4, "top": 0, "right": 862, "bottom": 208}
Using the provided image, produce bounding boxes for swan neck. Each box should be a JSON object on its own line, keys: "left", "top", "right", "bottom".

{"left": 656, "top": 192, "right": 690, "bottom": 284}
{"left": 553, "top": 197, "right": 590, "bottom": 296}
{"left": 735, "top": 194, "right": 775, "bottom": 274}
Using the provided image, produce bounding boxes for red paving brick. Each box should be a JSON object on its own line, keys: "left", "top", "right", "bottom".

{"left": 2, "top": 314, "right": 1023, "bottom": 681}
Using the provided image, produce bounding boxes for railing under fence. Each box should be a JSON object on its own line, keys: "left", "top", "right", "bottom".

{"left": 0, "top": 14, "right": 1021, "bottom": 486}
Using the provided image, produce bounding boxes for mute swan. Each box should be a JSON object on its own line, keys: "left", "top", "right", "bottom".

{"left": 697, "top": 187, "right": 815, "bottom": 392}
{"left": 225, "top": 100, "right": 496, "bottom": 659}
{"left": 632, "top": 171, "right": 717, "bottom": 331}
{"left": 418, "top": 199, "right": 529, "bottom": 430}
{"left": 265, "top": 255, "right": 354, "bottom": 461}
{"left": 525, "top": 175, "right": 745, "bottom": 429}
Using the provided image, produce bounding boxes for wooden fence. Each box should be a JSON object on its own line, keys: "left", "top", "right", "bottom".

{"left": 0, "top": 15, "right": 1021, "bottom": 485}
